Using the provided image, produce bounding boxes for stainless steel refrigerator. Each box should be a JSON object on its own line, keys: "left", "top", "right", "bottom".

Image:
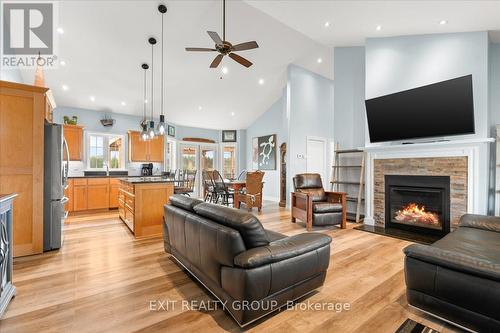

{"left": 44, "top": 122, "right": 69, "bottom": 251}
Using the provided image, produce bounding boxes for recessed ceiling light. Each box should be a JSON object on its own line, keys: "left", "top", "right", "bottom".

{"left": 89, "top": 96, "right": 95, "bottom": 102}
{"left": 317, "top": 58, "right": 323, "bottom": 64}
{"left": 221, "top": 66, "right": 228, "bottom": 75}
{"left": 258, "top": 78, "right": 264, "bottom": 85}
{"left": 144, "top": 99, "right": 148, "bottom": 104}
{"left": 56, "top": 27, "right": 64, "bottom": 34}
{"left": 198, "top": 106, "right": 203, "bottom": 111}
{"left": 439, "top": 20, "right": 448, "bottom": 25}
{"left": 62, "top": 84, "right": 69, "bottom": 91}
{"left": 230, "top": 112, "right": 235, "bottom": 116}
{"left": 60, "top": 60, "right": 66, "bottom": 66}
{"left": 324, "top": 21, "right": 330, "bottom": 28}
{"left": 376, "top": 25, "right": 382, "bottom": 31}
{"left": 121, "top": 101, "right": 126, "bottom": 106}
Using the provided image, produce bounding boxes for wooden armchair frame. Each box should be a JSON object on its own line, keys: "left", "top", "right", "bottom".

{"left": 291, "top": 191, "right": 347, "bottom": 231}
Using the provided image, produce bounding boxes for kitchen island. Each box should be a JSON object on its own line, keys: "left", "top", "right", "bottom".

{"left": 118, "top": 177, "right": 175, "bottom": 238}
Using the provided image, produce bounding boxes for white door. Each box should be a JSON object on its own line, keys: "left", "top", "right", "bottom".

{"left": 306, "top": 137, "right": 328, "bottom": 189}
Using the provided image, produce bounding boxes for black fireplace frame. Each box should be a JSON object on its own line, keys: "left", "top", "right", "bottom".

{"left": 385, "top": 175, "right": 450, "bottom": 237}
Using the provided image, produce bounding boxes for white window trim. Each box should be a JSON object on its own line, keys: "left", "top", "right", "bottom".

{"left": 164, "top": 137, "right": 177, "bottom": 171}
{"left": 85, "top": 131, "right": 127, "bottom": 171}
{"left": 220, "top": 142, "right": 238, "bottom": 178}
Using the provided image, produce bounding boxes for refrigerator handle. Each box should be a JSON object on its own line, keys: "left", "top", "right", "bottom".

{"left": 63, "top": 138, "right": 70, "bottom": 185}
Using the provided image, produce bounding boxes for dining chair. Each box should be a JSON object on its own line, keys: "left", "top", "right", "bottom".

{"left": 237, "top": 171, "right": 264, "bottom": 212}
{"left": 237, "top": 170, "right": 247, "bottom": 181}
{"left": 212, "top": 170, "right": 233, "bottom": 206}
{"left": 202, "top": 170, "right": 215, "bottom": 202}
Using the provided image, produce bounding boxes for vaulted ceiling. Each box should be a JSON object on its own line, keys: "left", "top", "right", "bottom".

{"left": 18, "top": 1, "right": 500, "bottom": 130}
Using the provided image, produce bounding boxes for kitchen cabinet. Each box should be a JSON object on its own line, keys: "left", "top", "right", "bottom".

{"left": 63, "top": 124, "right": 84, "bottom": 161}
{"left": 64, "top": 179, "right": 74, "bottom": 212}
{"left": 0, "top": 81, "right": 49, "bottom": 257}
{"left": 128, "top": 131, "right": 164, "bottom": 162}
{"left": 73, "top": 178, "right": 88, "bottom": 211}
{"left": 87, "top": 178, "right": 109, "bottom": 210}
{"left": 109, "top": 178, "right": 120, "bottom": 208}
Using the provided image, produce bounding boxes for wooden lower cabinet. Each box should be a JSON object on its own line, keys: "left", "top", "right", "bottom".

{"left": 118, "top": 180, "right": 173, "bottom": 238}
{"left": 64, "top": 179, "right": 74, "bottom": 212}
{"left": 68, "top": 177, "right": 120, "bottom": 212}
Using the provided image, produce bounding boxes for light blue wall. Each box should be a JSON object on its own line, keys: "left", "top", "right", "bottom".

{"left": 488, "top": 42, "right": 500, "bottom": 214}
{"left": 246, "top": 96, "right": 286, "bottom": 201}
{"left": 287, "top": 64, "right": 334, "bottom": 190}
{"left": 490, "top": 43, "right": 500, "bottom": 131}
{"left": 0, "top": 67, "right": 23, "bottom": 83}
{"left": 366, "top": 31, "right": 490, "bottom": 142}
{"left": 333, "top": 47, "right": 366, "bottom": 149}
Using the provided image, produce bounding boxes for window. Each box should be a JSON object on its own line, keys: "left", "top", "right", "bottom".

{"left": 221, "top": 144, "right": 237, "bottom": 179}
{"left": 86, "top": 133, "right": 125, "bottom": 170}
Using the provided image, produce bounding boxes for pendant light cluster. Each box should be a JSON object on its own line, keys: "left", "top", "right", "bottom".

{"left": 140, "top": 4, "right": 167, "bottom": 141}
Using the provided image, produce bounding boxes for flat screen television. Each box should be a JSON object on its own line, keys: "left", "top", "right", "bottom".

{"left": 365, "top": 75, "right": 475, "bottom": 143}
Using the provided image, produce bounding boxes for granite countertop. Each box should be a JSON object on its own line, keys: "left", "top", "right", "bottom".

{"left": 119, "top": 177, "right": 176, "bottom": 184}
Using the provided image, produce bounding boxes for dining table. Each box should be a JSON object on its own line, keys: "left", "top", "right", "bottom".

{"left": 224, "top": 179, "right": 246, "bottom": 209}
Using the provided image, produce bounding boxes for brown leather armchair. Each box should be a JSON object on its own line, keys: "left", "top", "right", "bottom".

{"left": 291, "top": 173, "right": 346, "bottom": 231}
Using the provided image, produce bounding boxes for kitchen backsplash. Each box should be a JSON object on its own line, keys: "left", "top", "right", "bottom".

{"left": 67, "top": 161, "right": 163, "bottom": 177}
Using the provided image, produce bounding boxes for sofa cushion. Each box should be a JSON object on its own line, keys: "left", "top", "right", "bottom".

{"left": 193, "top": 202, "right": 270, "bottom": 249}
{"left": 169, "top": 194, "right": 203, "bottom": 212}
{"left": 313, "top": 202, "right": 343, "bottom": 213}
{"left": 297, "top": 188, "right": 326, "bottom": 202}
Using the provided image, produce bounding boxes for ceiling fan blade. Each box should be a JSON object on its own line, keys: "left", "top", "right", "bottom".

{"left": 185, "top": 47, "right": 217, "bottom": 52}
{"left": 207, "top": 31, "right": 223, "bottom": 45}
{"left": 210, "top": 54, "right": 224, "bottom": 68}
{"left": 232, "top": 41, "right": 259, "bottom": 51}
{"left": 229, "top": 53, "right": 253, "bottom": 68}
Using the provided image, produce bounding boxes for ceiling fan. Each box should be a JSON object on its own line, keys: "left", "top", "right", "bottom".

{"left": 185, "top": 0, "right": 259, "bottom": 68}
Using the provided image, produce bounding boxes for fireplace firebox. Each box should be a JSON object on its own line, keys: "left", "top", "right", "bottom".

{"left": 385, "top": 175, "right": 450, "bottom": 237}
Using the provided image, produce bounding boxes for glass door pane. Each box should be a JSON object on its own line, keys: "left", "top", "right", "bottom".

{"left": 180, "top": 146, "right": 197, "bottom": 171}
{"left": 222, "top": 146, "right": 236, "bottom": 179}
{"left": 201, "top": 147, "right": 216, "bottom": 171}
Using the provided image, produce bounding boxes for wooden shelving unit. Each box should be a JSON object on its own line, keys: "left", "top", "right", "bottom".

{"left": 330, "top": 145, "right": 365, "bottom": 223}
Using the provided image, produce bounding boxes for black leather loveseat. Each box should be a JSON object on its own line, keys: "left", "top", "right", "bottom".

{"left": 163, "top": 195, "right": 332, "bottom": 326}
{"left": 404, "top": 214, "right": 500, "bottom": 332}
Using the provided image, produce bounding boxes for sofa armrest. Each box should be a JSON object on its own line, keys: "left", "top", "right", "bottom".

{"left": 404, "top": 243, "right": 500, "bottom": 282}
{"left": 459, "top": 214, "right": 500, "bottom": 233}
{"left": 234, "top": 233, "right": 332, "bottom": 269}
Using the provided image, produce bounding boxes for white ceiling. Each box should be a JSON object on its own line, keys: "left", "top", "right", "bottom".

{"left": 19, "top": 1, "right": 500, "bottom": 130}
{"left": 246, "top": 0, "right": 500, "bottom": 47}
{"left": 19, "top": 0, "right": 332, "bottom": 130}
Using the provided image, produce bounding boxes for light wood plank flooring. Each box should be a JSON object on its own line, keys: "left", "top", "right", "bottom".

{"left": 1, "top": 202, "right": 463, "bottom": 333}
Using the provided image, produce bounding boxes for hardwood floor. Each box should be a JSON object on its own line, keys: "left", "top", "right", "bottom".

{"left": 1, "top": 202, "right": 463, "bottom": 333}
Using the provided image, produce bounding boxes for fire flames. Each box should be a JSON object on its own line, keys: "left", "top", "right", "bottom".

{"left": 395, "top": 203, "right": 440, "bottom": 225}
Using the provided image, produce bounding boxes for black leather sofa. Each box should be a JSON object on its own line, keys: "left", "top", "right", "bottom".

{"left": 404, "top": 214, "right": 500, "bottom": 332}
{"left": 163, "top": 195, "right": 332, "bottom": 326}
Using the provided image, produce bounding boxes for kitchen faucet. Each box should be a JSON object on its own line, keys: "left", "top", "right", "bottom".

{"left": 104, "top": 162, "right": 109, "bottom": 176}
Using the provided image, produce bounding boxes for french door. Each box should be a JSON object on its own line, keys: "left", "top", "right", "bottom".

{"left": 178, "top": 143, "right": 219, "bottom": 197}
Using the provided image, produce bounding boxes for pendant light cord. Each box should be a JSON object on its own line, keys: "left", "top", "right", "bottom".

{"left": 223, "top": 0, "right": 225, "bottom": 41}
{"left": 161, "top": 12, "right": 164, "bottom": 118}
{"left": 151, "top": 43, "right": 154, "bottom": 121}
{"left": 143, "top": 68, "right": 147, "bottom": 122}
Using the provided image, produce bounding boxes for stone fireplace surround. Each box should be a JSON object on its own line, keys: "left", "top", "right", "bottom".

{"left": 363, "top": 138, "right": 493, "bottom": 228}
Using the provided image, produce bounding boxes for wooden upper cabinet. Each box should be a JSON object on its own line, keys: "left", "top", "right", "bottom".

{"left": 128, "top": 131, "right": 149, "bottom": 162}
{"left": 149, "top": 136, "right": 164, "bottom": 162}
{"left": 63, "top": 124, "right": 84, "bottom": 161}
{"left": 128, "top": 131, "right": 164, "bottom": 162}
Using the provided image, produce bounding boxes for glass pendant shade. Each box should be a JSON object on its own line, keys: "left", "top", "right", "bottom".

{"left": 149, "top": 120, "right": 156, "bottom": 139}
{"left": 157, "top": 115, "right": 166, "bottom": 135}
{"left": 140, "top": 124, "right": 149, "bottom": 141}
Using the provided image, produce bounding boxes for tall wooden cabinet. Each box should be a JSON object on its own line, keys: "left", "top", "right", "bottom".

{"left": 128, "top": 131, "right": 164, "bottom": 162}
{"left": 0, "top": 81, "right": 51, "bottom": 257}
{"left": 63, "top": 124, "right": 83, "bottom": 161}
